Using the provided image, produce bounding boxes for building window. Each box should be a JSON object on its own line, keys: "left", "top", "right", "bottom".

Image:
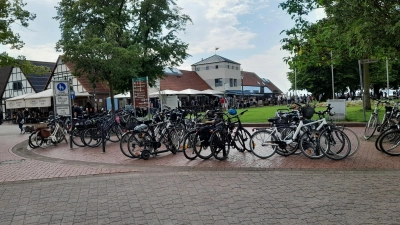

{"left": 236, "top": 66, "right": 239, "bottom": 70}
{"left": 196, "top": 67, "right": 200, "bottom": 71}
{"left": 230, "top": 78, "right": 233, "bottom": 87}
{"left": 227, "top": 65, "right": 230, "bottom": 69}
{"left": 215, "top": 78, "right": 222, "bottom": 87}
{"left": 216, "top": 65, "right": 219, "bottom": 69}
{"left": 13, "top": 81, "right": 22, "bottom": 91}
{"left": 234, "top": 79, "right": 237, "bottom": 87}
{"left": 206, "top": 66, "right": 209, "bottom": 70}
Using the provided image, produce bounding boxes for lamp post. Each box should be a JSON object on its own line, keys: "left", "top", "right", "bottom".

{"left": 241, "top": 73, "right": 244, "bottom": 99}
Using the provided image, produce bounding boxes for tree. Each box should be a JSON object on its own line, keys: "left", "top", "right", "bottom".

{"left": 54, "top": 0, "right": 191, "bottom": 111}
{"left": 0, "top": 0, "right": 48, "bottom": 74}
{"left": 280, "top": 0, "right": 400, "bottom": 109}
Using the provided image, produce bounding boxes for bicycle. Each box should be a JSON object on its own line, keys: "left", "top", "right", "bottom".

{"left": 364, "top": 99, "right": 392, "bottom": 140}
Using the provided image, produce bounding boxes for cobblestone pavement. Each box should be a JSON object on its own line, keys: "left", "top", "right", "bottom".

{"left": 1, "top": 123, "right": 400, "bottom": 224}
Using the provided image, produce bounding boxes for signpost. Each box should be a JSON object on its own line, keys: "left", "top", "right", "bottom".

{"left": 53, "top": 80, "right": 72, "bottom": 149}
{"left": 133, "top": 77, "right": 149, "bottom": 118}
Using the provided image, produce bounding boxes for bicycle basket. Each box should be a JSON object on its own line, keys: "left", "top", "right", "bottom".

{"left": 385, "top": 106, "right": 393, "bottom": 112}
{"left": 301, "top": 107, "right": 315, "bottom": 119}
{"left": 198, "top": 126, "right": 213, "bottom": 145}
{"left": 40, "top": 129, "right": 51, "bottom": 138}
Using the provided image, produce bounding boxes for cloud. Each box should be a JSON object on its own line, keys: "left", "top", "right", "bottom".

{"left": 238, "top": 45, "right": 291, "bottom": 93}
{"left": 177, "top": 0, "right": 259, "bottom": 54}
{"left": 0, "top": 43, "right": 60, "bottom": 62}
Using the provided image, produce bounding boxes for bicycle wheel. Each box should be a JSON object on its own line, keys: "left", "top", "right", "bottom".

{"left": 181, "top": 130, "right": 198, "bottom": 160}
{"left": 232, "top": 127, "right": 251, "bottom": 152}
{"left": 193, "top": 132, "right": 214, "bottom": 160}
{"left": 82, "top": 128, "right": 102, "bottom": 147}
{"left": 210, "top": 130, "right": 230, "bottom": 160}
{"left": 29, "top": 131, "right": 41, "bottom": 149}
{"left": 275, "top": 127, "right": 299, "bottom": 156}
{"left": 337, "top": 126, "right": 360, "bottom": 157}
{"left": 250, "top": 129, "right": 277, "bottom": 159}
{"left": 379, "top": 129, "right": 400, "bottom": 156}
{"left": 363, "top": 115, "right": 378, "bottom": 140}
{"left": 167, "top": 129, "right": 179, "bottom": 154}
{"left": 71, "top": 129, "right": 85, "bottom": 147}
{"left": 318, "top": 128, "right": 351, "bottom": 160}
{"left": 108, "top": 125, "right": 123, "bottom": 143}
{"left": 376, "top": 127, "right": 400, "bottom": 151}
{"left": 299, "top": 130, "right": 325, "bottom": 159}
{"left": 127, "top": 131, "right": 151, "bottom": 158}
{"left": 119, "top": 132, "right": 136, "bottom": 158}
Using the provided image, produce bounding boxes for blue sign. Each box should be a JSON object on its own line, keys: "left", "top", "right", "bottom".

{"left": 57, "top": 83, "right": 67, "bottom": 92}
{"left": 70, "top": 90, "right": 75, "bottom": 99}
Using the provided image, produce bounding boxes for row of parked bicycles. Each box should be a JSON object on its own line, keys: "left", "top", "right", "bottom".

{"left": 27, "top": 103, "right": 360, "bottom": 161}
{"left": 364, "top": 99, "right": 400, "bottom": 156}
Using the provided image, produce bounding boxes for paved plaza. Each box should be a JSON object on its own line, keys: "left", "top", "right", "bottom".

{"left": 1, "top": 123, "right": 400, "bottom": 224}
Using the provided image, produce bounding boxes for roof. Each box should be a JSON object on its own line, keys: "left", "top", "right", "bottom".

{"left": 241, "top": 71, "right": 283, "bottom": 94}
{"left": 160, "top": 70, "right": 212, "bottom": 91}
{"left": 191, "top": 54, "right": 241, "bottom": 66}
{"left": 25, "top": 61, "right": 55, "bottom": 92}
{"left": 45, "top": 56, "right": 110, "bottom": 95}
{"left": 0, "top": 66, "right": 12, "bottom": 98}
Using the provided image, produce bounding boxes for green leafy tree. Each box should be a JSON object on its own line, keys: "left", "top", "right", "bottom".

{"left": 0, "top": 0, "right": 48, "bottom": 74}
{"left": 54, "top": 0, "right": 191, "bottom": 111}
{"left": 280, "top": 0, "right": 400, "bottom": 109}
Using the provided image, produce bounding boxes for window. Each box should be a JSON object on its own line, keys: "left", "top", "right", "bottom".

{"left": 227, "top": 65, "right": 230, "bottom": 69}
{"left": 196, "top": 67, "right": 200, "bottom": 71}
{"left": 230, "top": 78, "right": 233, "bottom": 87}
{"left": 216, "top": 65, "right": 219, "bottom": 69}
{"left": 206, "top": 66, "right": 209, "bottom": 70}
{"left": 13, "top": 81, "right": 22, "bottom": 90}
{"left": 236, "top": 67, "right": 239, "bottom": 70}
{"left": 215, "top": 78, "right": 222, "bottom": 87}
{"left": 234, "top": 79, "right": 237, "bottom": 87}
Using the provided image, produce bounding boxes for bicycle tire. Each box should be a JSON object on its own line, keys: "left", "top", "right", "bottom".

{"left": 337, "top": 126, "right": 360, "bottom": 157}
{"left": 299, "top": 130, "right": 325, "bottom": 159}
{"left": 71, "top": 129, "right": 85, "bottom": 147}
{"left": 193, "top": 132, "right": 213, "bottom": 160}
{"left": 108, "top": 125, "right": 123, "bottom": 143}
{"left": 275, "top": 127, "right": 299, "bottom": 156}
{"left": 82, "top": 128, "right": 102, "bottom": 147}
{"left": 167, "top": 129, "right": 179, "bottom": 154}
{"left": 119, "top": 132, "right": 136, "bottom": 158}
{"left": 363, "top": 115, "right": 378, "bottom": 140}
{"left": 379, "top": 129, "right": 400, "bottom": 156}
{"left": 128, "top": 131, "right": 152, "bottom": 158}
{"left": 249, "top": 129, "right": 277, "bottom": 159}
{"left": 28, "top": 131, "right": 41, "bottom": 149}
{"left": 233, "top": 127, "right": 252, "bottom": 152}
{"left": 211, "top": 129, "right": 230, "bottom": 160}
{"left": 318, "top": 128, "right": 351, "bottom": 160}
{"left": 376, "top": 126, "right": 400, "bottom": 152}
{"left": 182, "top": 130, "right": 198, "bottom": 160}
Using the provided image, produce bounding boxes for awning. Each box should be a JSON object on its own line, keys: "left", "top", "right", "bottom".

{"left": 177, "top": 89, "right": 203, "bottom": 95}
{"left": 5, "top": 93, "right": 36, "bottom": 109}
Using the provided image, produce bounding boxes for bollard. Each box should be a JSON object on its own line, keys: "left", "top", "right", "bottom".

{"left": 69, "top": 130, "right": 73, "bottom": 149}
{"left": 102, "top": 126, "right": 106, "bottom": 153}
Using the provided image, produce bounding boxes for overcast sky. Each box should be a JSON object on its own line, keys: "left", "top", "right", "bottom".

{"left": 0, "top": 0, "right": 324, "bottom": 94}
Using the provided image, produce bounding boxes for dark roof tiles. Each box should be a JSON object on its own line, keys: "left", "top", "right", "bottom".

{"left": 0, "top": 66, "right": 12, "bottom": 97}
{"left": 191, "top": 55, "right": 240, "bottom": 66}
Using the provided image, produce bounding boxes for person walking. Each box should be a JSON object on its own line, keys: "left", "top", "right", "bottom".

{"left": 16, "top": 109, "right": 24, "bottom": 133}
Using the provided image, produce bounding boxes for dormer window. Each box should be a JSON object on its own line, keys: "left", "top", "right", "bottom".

{"left": 216, "top": 65, "right": 219, "bottom": 69}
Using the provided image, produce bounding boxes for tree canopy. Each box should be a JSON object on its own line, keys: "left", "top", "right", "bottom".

{"left": 54, "top": 0, "right": 192, "bottom": 107}
{"left": 0, "top": 0, "right": 49, "bottom": 74}
{"left": 279, "top": 0, "right": 400, "bottom": 108}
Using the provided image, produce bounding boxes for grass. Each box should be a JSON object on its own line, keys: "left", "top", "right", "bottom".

{"left": 231, "top": 104, "right": 381, "bottom": 123}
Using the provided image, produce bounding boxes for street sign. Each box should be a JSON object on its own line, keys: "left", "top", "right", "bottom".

{"left": 360, "top": 59, "right": 378, "bottom": 64}
{"left": 70, "top": 90, "right": 75, "bottom": 99}
{"left": 53, "top": 80, "right": 71, "bottom": 116}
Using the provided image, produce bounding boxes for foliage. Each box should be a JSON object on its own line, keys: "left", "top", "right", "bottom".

{"left": 279, "top": 0, "right": 400, "bottom": 110}
{"left": 0, "top": 0, "right": 48, "bottom": 74}
{"left": 54, "top": 0, "right": 192, "bottom": 97}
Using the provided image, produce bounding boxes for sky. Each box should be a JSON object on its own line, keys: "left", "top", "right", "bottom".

{"left": 0, "top": 0, "right": 324, "bottom": 94}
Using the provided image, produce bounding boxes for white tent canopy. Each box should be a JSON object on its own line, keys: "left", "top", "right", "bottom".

{"left": 114, "top": 93, "right": 130, "bottom": 99}
{"left": 149, "top": 90, "right": 180, "bottom": 97}
{"left": 198, "top": 89, "right": 224, "bottom": 95}
{"left": 177, "top": 89, "right": 203, "bottom": 95}
{"left": 5, "top": 93, "right": 36, "bottom": 109}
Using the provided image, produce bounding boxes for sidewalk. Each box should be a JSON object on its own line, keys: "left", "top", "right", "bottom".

{"left": 1, "top": 122, "right": 398, "bottom": 183}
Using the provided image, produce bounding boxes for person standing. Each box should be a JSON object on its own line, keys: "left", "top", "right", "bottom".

{"left": 0, "top": 110, "right": 3, "bottom": 125}
{"left": 16, "top": 109, "right": 24, "bottom": 133}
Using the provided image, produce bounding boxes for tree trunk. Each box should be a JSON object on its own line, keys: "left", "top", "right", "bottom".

{"left": 363, "top": 63, "right": 371, "bottom": 110}
{"left": 110, "top": 84, "right": 115, "bottom": 114}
